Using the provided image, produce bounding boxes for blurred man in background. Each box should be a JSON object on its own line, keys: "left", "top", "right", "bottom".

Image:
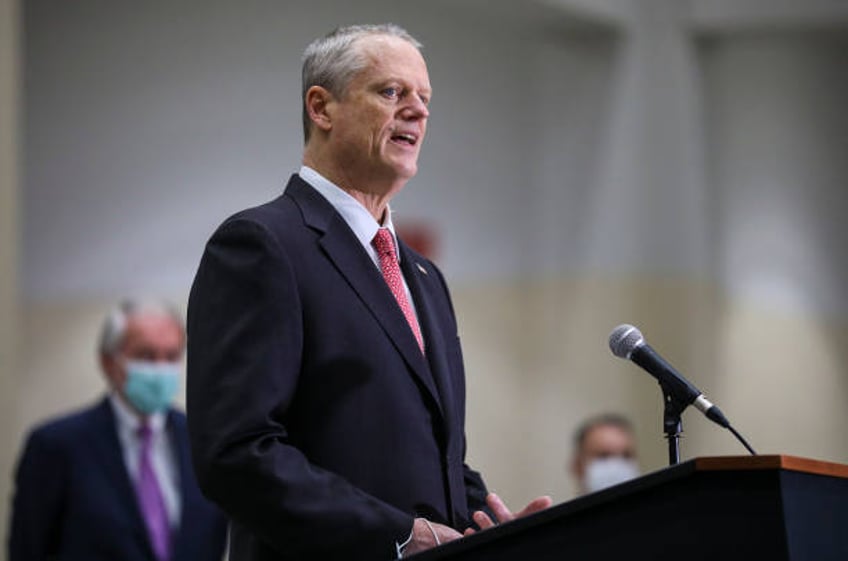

{"left": 570, "top": 413, "right": 640, "bottom": 495}
{"left": 8, "top": 298, "right": 228, "bottom": 561}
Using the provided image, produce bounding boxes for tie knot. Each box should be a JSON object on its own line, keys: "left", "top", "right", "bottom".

{"left": 137, "top": 423, "right": 152, "bottom": 443}
{"left": 372, "top": 228, "right": 396, "bottom": 257}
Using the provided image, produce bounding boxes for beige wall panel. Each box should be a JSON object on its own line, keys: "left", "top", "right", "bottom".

{"left": 457, "top": 276, "right": 847, "bottom": 505}
{"left": 11, "top": 284, "right": 848, "bottom": 516}
{"left": 687, "top": 304, "right": 848, "bottom": 463}
{"left": 456, "top": 275, "right": 721, "bottom": 504}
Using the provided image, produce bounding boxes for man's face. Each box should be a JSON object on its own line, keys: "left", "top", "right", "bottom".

{"left": 326, "top": 35, "right": 431, "bottom": 192}
{"left": 102, "top": 312, "right": 185, "bottom": 391}
{"left": 572, "top": 424, "right": 639, "bottom": 494}
{"left": 573, "top": 424, "right": 637, "bottom": 485}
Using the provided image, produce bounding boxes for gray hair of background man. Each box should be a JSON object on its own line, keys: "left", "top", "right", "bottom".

{"left": 300, "top": 23, "right": 423, "bottom": 143}
{"left": 573, "top": 413, "right": 634, "bottom": 452}
{"left": 98, "top": 298, "right": 184, "bottom": 357}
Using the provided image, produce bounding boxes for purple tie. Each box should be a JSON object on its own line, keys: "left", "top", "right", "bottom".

{"left": 136, "top": 424, "right": 171, "bottom": 561}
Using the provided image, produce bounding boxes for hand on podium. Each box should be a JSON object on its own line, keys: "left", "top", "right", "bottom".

{"left": 403, "top": 518, "right": 463, "bottom": 556}
{"left": 465, "top": 493, "right": 553, "bottom": 535}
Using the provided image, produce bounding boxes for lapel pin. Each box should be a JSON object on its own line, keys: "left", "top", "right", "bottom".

{"left": 416, "top": 263, "right": 428, "bottom": 275}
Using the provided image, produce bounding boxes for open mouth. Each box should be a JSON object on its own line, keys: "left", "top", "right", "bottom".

{"left": 390, "top": 132, "right": 418, "bottom": 146}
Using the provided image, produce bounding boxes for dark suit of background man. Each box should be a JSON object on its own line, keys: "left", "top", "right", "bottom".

{"left": 187, "top": 23, "right": 551, "bottom": 561}
{"left": 8, "top": 299, "right": 228, "bottom": 561}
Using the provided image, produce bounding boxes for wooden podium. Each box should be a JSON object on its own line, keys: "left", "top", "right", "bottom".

{"left": 409, "top": 455, "right": 848, "bottom": 561}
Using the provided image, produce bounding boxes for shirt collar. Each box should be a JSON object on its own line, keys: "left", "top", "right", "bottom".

{"left": 108, "top": 391, "right": 166, "bottom": 434}
{"left": 299, "top": 165, "right": 401, "bottom": 262}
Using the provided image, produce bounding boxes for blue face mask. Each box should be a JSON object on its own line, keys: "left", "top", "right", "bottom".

{"left": 123, "top": 360, "right": 180, "bottom": 414}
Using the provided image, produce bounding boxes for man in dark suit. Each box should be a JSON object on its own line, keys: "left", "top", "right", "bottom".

{"left": 8, "top": 299, "right": 228, "bottom": 561}
{"left": 186, "top": 24, "right": 550, "bottom": 561}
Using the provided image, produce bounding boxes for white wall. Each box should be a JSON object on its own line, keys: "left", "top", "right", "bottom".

{"left": 705, "top": 31, "right": 848, "bottom": 318}
{"left": 23, "top": 0, "right": 592, "bottom": 301}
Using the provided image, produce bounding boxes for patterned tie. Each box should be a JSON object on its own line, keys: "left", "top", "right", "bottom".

{"left": 136, "top": 423, "right": 171, "bottom": 561}
{"left": 373, "top": 228, "right": 425, "bottom": 353}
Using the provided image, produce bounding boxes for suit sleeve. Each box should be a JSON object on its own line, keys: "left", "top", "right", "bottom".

{"left": 186, "top": 218, "right": 413, "bottom": 561}
{"left": 428, "top": 261, "right": 492, "bottom": 524}
{"left": 463, "top": 463, "right": 490, "bottom": 517}
{"left": 8, "top": 429, "right": 67, "bottom": 561}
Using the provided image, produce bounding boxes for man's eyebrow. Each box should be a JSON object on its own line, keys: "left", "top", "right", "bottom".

{"left": 377, "top": 76, "right": 430, "bottom": 89}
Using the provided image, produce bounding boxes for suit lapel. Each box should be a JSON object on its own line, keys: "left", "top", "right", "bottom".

{"left": 286, "top": 177, "right": 444, "bottom": 419}
{"left": 399, "top": 242, "right": 457, "bottom": 427}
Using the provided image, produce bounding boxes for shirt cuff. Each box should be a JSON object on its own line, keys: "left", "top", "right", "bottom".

{"left": 395, "top": 523, "right": 415, "bottom": 559}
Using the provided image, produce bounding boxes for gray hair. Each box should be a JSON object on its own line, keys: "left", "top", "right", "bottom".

{"left": 98, "top": 298, "right": 184, "bottom": 356}
{"left": 301, "top": 23, "right": 423, "bottom": 142}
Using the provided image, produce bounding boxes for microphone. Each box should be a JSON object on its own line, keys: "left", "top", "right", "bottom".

{"left": 608, "top": 324, "right": 730, "bottom": 429}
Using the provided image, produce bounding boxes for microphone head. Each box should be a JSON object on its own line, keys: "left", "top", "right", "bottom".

{"left": 609, "top": 324, "right": 645, "bottom": 359}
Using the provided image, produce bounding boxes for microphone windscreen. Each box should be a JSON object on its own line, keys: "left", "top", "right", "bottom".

{"left": 609, "top": 324, "right": 644, "bottom": 359}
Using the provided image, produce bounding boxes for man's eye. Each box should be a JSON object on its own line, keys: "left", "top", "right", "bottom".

{"left": 381, "top": 87, "right": 400, "bottom": 99}
{"left": 132, "top": 350, "right": 156, "bottom": 361}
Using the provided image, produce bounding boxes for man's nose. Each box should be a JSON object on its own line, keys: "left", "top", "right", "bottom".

{"left": 402, "top": 96, "right": 429, "bottom": 119}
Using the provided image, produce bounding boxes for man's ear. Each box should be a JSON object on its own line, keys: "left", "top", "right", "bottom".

{"left": 305, "top": 85, "right": 334, "bottom": 133}
{"left": 100, "top": 352, "right": 115, "bottom": 376}
{"left": 569, "top": 455, "right": 583, "bottom": 479}
{"left": 100, "top": 352, "right": 123, "bottom": 389}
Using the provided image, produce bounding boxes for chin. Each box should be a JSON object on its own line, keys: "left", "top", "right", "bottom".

{"left": 380, "top": 166, "right": 417, "bottom": 185}
{"left": 395, "top": 160, "right": 419, "bottom": 179}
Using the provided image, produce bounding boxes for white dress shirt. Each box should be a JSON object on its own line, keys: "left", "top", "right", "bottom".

{"left": 109, "top": 393, "right": 182, "bottom": 527}
{"left": 298, "top": 165, "right": 423, "bottom": 327}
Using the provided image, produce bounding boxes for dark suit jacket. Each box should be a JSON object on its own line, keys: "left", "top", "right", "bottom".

{"left": 8, "top": 398, "right": 228, "bottom": 561}
{"left": 186, "top": 175, "right": 489, "bottom": 561}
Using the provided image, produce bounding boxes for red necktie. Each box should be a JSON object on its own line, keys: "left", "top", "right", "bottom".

{"left": 373, "top": 228, "right": 425, "bottom": 353}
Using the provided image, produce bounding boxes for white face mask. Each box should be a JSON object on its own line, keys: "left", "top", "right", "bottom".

{"left": 584, "top": 457, "right": 640, "bottom": 493}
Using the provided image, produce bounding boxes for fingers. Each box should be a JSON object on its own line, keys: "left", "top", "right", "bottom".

{"left": 485, "top": 492, "right": 514, "bottom": 524}
{"left": 516, "top": 495, "right": 553, "bottom": 518}
{"left": 431, "top": 521, "right": 463, "bottom": 544}
{"left": 469, "top": 493, "right": 554, "bottom": 535}
{"left": 472, "top": 509, "right": 495, "bottom": 530}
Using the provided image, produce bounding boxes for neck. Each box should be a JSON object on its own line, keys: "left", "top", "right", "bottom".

{"left": 303, "top": 151, "right": 404, "bottom": 222}
{"left": 111, "top": 390, "right": 155, "bottom": 424}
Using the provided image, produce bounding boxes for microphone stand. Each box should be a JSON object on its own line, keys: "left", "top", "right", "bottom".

{"left": 661, "top": 384, "right": 688, "bottom": 466}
